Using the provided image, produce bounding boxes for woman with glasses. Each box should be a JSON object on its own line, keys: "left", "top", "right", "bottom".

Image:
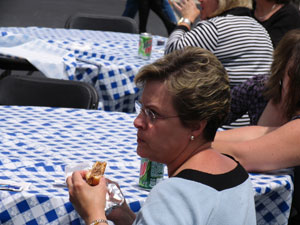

{"left": 67, "top": 47, "right": 256, "bottom": 225}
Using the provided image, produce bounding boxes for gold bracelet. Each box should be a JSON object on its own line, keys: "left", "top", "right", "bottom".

{"left": 89, "top": 219, "right": 108, "bottom": 225}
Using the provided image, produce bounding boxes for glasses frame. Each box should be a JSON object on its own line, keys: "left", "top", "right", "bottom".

{"left": 135, "top": 100, "right": 179, "bottom": 123}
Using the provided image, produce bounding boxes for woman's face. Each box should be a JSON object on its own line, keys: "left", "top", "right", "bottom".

{"left": 198, "top": 0, "right": 219, "bottom": 20}
{"left": 134, "top": 80, "right": 191, "bottom": 165}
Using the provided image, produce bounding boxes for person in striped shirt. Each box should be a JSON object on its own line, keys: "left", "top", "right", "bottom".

{"left": 166, "top": 0, "right": 273, "bottom": 88}
{"left": 166, "top": 0, "right": 274, "bottom": 128}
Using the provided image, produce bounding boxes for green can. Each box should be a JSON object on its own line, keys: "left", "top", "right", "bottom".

{"left": 138, "top": 33, "right": 153, "bottom": 60}
{"left": 139, "top": 157, "right": 164, "bottom": 189}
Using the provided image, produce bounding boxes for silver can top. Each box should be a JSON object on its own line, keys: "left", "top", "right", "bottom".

{"left": 140, "top": 32, "right": 152, "bottom": 37}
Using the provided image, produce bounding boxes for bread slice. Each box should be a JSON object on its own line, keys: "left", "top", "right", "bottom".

{"left": 86, "top": 161, "right": 107, "bottom": 186}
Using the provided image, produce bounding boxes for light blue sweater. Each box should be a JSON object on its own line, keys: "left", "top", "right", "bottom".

{"left": 133, "top": 164, "right": 256, "bottom": 225}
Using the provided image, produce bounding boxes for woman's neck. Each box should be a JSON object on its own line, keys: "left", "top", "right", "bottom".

{"left": 254, "top": 0, "right": 282, "bottom": 21}
{"left": 167, "top": 141, "right": 211, "bottom": 177}
{"left": 258, "top": 99, "right": 288, "bottom": 126}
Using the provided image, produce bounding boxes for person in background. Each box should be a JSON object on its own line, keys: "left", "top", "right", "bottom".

{"left": 67, "top": 47, "right": 256, "bottom": 225}
{"left": 122, "top": 0, "right": 138, "bottom": 19}
{"left": 166, "top": 0, "right": 274, "bottom": 129}
{"left": 137, "top": 0, "right": 176, "bottom": 35}
{"left": 122, "top": 0, "right": 177, "bottom": 34}
{"left": 253, "top": 0, "right": 300, "bottom": 47}
{"left": 166, "top": 0, "right": 273, "bottom": 88}
{"left": 213, "top": 29, "right": 300, "bottom": 225}
{"left": 215, "top": 29, "right": 300, "bottom": 170}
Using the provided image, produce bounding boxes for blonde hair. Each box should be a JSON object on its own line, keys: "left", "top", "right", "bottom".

{"left": 135, "top": 47, "right": 230, "bottom": 141}
{"left": 211, "top": 0, "right": 253, "bottom": 17}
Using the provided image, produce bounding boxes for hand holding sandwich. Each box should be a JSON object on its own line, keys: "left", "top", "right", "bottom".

{"left": 67, "top": 162, "right": 135, "bottom": 225}
{"left": 67, "top": 170, "right": 107, "bottom": 224}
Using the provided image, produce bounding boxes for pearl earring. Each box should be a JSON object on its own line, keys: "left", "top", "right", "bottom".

{"left": 190, "top": 135, "right": 195, "bottom": 141}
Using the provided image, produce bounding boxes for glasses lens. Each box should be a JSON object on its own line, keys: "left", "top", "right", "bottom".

{"left": 135, "top": 101, "right": 156, "bottom": 123}
{"left": 135, "top": 101, "right": 141, "bottom": 115}
{"left": 144, "top": 108, "right": 156, "bottom": 123}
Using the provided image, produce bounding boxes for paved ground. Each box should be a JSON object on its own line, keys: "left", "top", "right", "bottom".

{"left": 0, "top": 0, "right": 170, "bottom": 37}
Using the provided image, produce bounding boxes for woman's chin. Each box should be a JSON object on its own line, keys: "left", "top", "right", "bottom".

{"left": 201, "top": 14, "right": 208, "bottom": 20}
{"left": 136, "top": 146, "right": 148, "bottom": 158}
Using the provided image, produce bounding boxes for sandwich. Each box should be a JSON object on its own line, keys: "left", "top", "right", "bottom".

{"left": 85, "top": 161, "right": 107, "bottom": 186}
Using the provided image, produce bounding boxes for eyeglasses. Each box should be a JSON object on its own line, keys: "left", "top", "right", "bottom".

{"left": 135, "top": 100, "right": 179, "bottom": 123}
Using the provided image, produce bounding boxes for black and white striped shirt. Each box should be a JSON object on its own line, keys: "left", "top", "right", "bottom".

{"left": 165, "top": 8, "right": 274, "bottom": 88}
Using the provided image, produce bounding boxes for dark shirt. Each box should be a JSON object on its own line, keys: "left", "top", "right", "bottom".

{"left": 224, "top": 74, "right": 300, "bottom": 125}
{"left": 292, "top": 115, "right": 300, "bottom": 120}
{"left": 253, "top": 3, "right": 300, "bottom": 47}
{"left": 223, "top": 75, "right": 268, "bottom": 125}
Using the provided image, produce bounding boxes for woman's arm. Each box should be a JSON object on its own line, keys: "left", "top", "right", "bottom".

{"left": 216, "top": 125, "right": 277, "bottom": 142}
{"left": 213, "top": 119, "right": 300, "bottom": 172}
{"left": 172, "top": 0, "right": 200, "bottom": 26}
{"left": 164, "top": 0, "right": 218, "bottom": 55}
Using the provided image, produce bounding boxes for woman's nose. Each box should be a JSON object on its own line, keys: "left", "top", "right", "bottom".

{"left": 134, "top": 113, "right": 146, "bottom": 129}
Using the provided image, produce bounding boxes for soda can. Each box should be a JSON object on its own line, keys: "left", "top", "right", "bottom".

{"left": 138, "top": 33, "right": 152, "bottom": 60}
{"left": 139, "top": 158, "right": 164, "bottom": 189}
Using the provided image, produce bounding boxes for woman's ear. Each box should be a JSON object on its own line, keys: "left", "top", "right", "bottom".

{"left": 191, "top": 120, "right": 207, "bottom": 138}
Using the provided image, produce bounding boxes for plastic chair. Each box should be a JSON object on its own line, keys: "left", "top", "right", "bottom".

{"left": 0, "top": 75, "right": 99, "bottom": 109}
{"left": 0, "top": 56, "right": 38, "bottom": 76}
{"left": 65, "top": 13, "right": 138, "bottom": 34}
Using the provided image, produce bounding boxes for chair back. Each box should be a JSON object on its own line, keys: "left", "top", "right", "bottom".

{"left": 65, "top": 13, "right": 138, "bottom": 34}
{"left": 0, "top": 57, "right": 37, "bottom": 71}
{"left": 0, "top": 57, "right": 38, "bottom": 76}
{"left": 0, "top": 75, "right": 99, "bottom": 109}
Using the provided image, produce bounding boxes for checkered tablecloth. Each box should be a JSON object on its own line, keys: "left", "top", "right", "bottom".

{"left": 0, "top": 27, "right": 167, "bottom": 112}
{"left": 0, "top": 106, "right": 293, "bottom": 225}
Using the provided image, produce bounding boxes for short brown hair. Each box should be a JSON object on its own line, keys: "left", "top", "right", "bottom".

{"left": 135, "top": 47, "right": 230, "bottom": 141}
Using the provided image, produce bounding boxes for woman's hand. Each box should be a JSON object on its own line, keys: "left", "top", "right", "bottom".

{"left": 107, "top": 202, "right": 136, "bottom": 225}
{"left": 105, "top": 179, "right": 136, "bottom": 225}
{"left": 172, "top": 0, "right": 200, "bottom": 23}
{"left": 67, "top": 171, "right": 107, "bottom": 224}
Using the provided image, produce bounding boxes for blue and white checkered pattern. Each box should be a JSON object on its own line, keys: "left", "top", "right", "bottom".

{"left": 251, "top": 171, "right": 294, "bottom": 225}
{"left": 0, "top": 27, "right": 167, "bottom": 112}
{"left": 0, "top": 106, "right": 294, "bottom": 225}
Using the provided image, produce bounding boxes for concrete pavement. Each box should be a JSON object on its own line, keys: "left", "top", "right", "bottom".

{"left": 0, "top": 0, "right": 170, "bottom": 37}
